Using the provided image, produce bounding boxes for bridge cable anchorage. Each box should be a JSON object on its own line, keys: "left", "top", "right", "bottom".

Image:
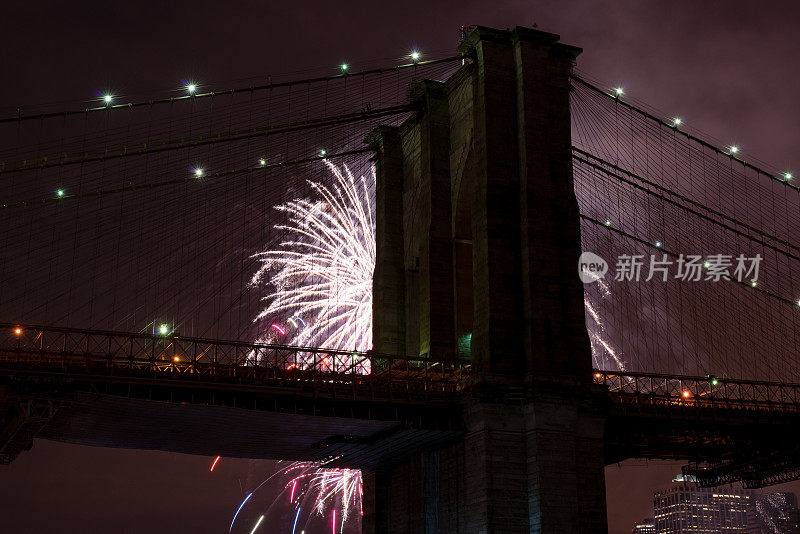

{"left": 0, "top": 56, "right": 464, "bottom": 125}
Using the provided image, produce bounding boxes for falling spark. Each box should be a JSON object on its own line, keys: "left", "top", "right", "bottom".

{"left": 210, "top": 455, "right": 221, "bottom": 472}
{"left": 302, "top": 466, "right": 361, "bottom": 521}
{"left": 280, "top": 462, "right": 362, "bottom": 522}
{"left": 250, "top": 515, "right": 265, "bottom": 534}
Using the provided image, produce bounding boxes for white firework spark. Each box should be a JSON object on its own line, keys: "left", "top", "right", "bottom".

{"left": 283, "top": 462, "right": 363, "bottom": 522}
{"left": 251, "top": 161, "right": 374, "bottom": 355}
{"left": 585, "top": 275, "right": 625, "bottom": 370}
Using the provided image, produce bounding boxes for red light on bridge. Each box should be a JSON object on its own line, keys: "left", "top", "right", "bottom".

{"left": 14, "top": 327, "right": 21, "bottom": 335}
{"left": 682, "top": 390, "right": 691, "bottom": 398}
{"left": 173, "top": 356, "right": 180, "bottom": 362}
{"left": 594, "top": 372, "right": 603, "bottom": 379}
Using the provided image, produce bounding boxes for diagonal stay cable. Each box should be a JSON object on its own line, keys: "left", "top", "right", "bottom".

{"left": 573, "top": 148, "right": 800, "bottom": 261}
{"left": 0, "top": 105, "right": 412, "bottom": 174}
{"left": 0, "top": 55, "right": 462, "bottom": 125}
{"left": 570, "top": 75, "right": 800, "bottom": 193}
{"left": 580, "top": 214, "right": 800, "bottom": 308}
{"left": 1, "top": 148, "right": 372, "bottom": 209}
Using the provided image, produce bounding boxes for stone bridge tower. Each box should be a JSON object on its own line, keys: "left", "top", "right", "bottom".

{"left": 365, "top": 26, "right": 606, "bottom": 533}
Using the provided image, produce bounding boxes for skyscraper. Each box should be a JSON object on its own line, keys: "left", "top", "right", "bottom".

{"left": 653, "top": 482, "right": 753, "bottom": 533}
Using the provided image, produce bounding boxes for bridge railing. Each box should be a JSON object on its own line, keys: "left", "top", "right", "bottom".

{"left": 594, "top": 370, "right": 800, "bottom": 411}
{"left": 0, "top": 324, "right": 471, "bottom": 398}
{"left": 6, "top": 324, "right": 800, "bottom": 409}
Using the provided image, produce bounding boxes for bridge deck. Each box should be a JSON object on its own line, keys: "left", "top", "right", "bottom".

{"left": 3, "top": 325, "right": 800, "bottom": 476}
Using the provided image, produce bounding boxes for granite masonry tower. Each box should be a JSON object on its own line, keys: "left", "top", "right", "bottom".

{"left": 364, "top": 26, "right": 606, "bottom": 533}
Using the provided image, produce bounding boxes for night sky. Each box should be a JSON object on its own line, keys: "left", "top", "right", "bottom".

{"left": 1, "top": 1, "right": 799, "bottom": 532}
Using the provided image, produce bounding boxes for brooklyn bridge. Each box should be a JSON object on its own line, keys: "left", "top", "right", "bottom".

{"left": 2, "top": 25, "right": 800, "bottom": 532}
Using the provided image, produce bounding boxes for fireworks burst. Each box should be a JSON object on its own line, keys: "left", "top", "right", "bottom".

{"left": 250, "top": 161, "right": 374, "bottom": 353}
{"left": 227, "top": 461, "right": 362, "bottom": 534}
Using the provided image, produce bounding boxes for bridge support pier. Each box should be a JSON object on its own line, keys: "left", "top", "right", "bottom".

{"left": 367, "top": 25, "right": 605, "bottom": 532}
{"left": 363, "top": 399, "right": 605, "bottom": 533}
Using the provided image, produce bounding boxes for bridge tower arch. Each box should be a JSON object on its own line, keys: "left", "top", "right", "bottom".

{"left": 366, "top": 26, "right": 607, "bottom": 533}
